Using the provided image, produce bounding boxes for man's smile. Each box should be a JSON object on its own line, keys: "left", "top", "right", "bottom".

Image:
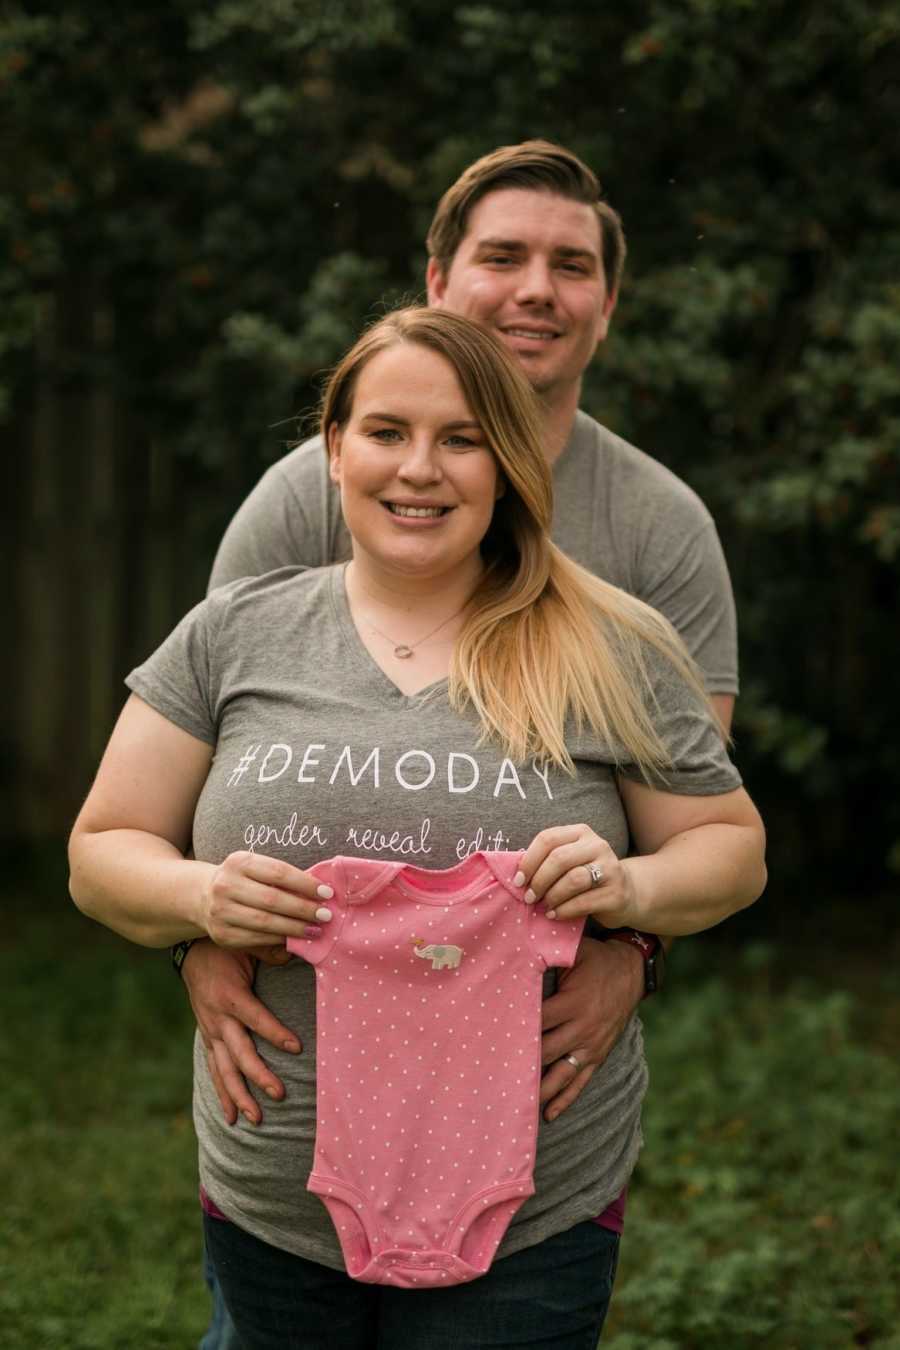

{"left": 500, "top": 325, "right": 561, "bottom": 343}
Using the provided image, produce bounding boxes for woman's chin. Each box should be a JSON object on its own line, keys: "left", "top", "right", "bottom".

{"left": 355, "top": 539, "right": 482, "bottom": 584}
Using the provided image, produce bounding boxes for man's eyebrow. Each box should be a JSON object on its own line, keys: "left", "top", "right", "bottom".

{"left": 554, "top": 245, "right": 597, "bottom": 263}
{"left": 473, "top": 237, "right": 597, "bottom": 264}
{"left": 473, "top": 236, "right": 526, "bottom": 253}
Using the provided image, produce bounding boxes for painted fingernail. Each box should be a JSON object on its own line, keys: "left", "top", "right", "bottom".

{"left": 512, "top": 871, "right": 525, "bottom": 888}
{"left": 315, "top": 906, "right": 333, "bottom": 922}
{"left": 316, "top": 884, "right": 334, "bottom": 900}
{"left": 524, "top": 889, "right": 536, "bottom": 904}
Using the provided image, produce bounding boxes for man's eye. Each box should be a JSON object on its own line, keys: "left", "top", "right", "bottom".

{"left": 484, "top": 254, "right": 515, "bottom": 266}
{"left": 559, "top": 261, "right": 588, "bottom": 275}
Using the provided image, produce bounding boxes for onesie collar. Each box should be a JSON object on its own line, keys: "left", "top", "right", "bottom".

{"left": 333, "top": 851, "right": 525, "bottom": 906}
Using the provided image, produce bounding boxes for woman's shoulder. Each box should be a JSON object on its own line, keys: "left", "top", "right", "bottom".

{"left": 206, "top": 564, "right": 341, "bottom": 618}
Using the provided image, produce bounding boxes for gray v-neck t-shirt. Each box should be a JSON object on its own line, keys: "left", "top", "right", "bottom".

{"left": 209, "top": 411, "right": 738, "bottom": 695}
{"left": 127, "top": 566, "right": 741, "bottom": 1268}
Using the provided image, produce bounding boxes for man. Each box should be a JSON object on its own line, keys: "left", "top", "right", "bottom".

{"left": 186, "top": 140, "right": 737, "bottom": 1346}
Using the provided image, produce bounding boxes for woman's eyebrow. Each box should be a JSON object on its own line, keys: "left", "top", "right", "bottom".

{"left": 360, "top": 413, "right": 483, "bottom": 432}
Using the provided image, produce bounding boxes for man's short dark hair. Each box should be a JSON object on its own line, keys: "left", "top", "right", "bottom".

{"left": 426, "top": 139, "right": 626, "bottom": 295}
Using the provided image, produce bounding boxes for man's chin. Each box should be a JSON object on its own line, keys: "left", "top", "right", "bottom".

{"left": 500, "top": 344, "right": 553, "bottom": 385}
{"left": 517, "top": 363, "right": 560, "bottom": 397}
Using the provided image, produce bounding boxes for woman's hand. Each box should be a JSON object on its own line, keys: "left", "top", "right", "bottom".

{"left": 517, "top": 824, "right": 634, "bottom": 926}
{"left": 200, "top": 851, "right": 335, "bottom": 950}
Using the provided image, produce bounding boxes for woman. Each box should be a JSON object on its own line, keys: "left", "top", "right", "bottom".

{"left": 69, "top": 307, "right": 765, "bottom": 1349}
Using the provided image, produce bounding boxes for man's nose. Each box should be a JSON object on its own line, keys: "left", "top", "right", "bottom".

{"left": 514, "top": 259, "right": 556, "bottom": 306}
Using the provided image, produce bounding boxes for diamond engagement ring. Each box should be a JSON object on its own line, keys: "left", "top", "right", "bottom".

{"left": 565, "top": 1053, "right": 582, "bottom": 1070}
{"left": 587, "top": 863, "right": 604, "bottom": 887}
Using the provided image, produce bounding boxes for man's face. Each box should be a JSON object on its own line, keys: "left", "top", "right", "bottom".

{"left": 426, "top": 188, "right": 616, "bottom": 407}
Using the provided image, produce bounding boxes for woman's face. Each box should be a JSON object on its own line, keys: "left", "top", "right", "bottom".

{"left": 328, "top": 342, "right": 503, "bottom": 584}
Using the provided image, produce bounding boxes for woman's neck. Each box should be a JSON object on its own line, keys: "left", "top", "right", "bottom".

{"left": 345, "top": 554, "right": 484, "bottom": 627}
{"left": 343, "top": 555, "right": 484, "bottom": 695}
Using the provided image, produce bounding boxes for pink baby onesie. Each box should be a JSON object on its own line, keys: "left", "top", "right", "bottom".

{"left": 286, "top": 851, "right": 585, "bottom": 1289}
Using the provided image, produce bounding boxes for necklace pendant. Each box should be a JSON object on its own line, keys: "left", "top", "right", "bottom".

{"left": 393, "top": 644, "right": 414, "bottom": 660}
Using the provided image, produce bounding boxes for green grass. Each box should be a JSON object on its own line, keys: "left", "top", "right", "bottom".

{"left": 2, "top": 885, "right": 898, "bottom": 1349}
{"left": 1, "top": 897, "right": 207, "bottom": 1349}
{"left": 604, "top": 949, "right": 900, "bottom": 1349}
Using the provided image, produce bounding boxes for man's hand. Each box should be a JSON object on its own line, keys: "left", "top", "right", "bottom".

{"left": 540, "top": 936, "right": 644, "bottom": 1122}
{"left": 181, "top": 939, "right": 301, "bottom": 1126}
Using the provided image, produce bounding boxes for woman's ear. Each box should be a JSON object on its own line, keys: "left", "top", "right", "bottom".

{"left": 327, "top": 422, "right": 343, "bottom": 485}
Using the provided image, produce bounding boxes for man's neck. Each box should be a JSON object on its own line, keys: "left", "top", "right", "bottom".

{"left": 537, "top": 383, "right": 580, "bottom": 465}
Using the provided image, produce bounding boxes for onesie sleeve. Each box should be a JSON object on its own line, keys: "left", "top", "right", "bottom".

{"left": 124, "top": 586, "right": 236, "bottom": 744}
{"left": 285, "top": 857, "right": 347, "bottom": 966}
{"left": 527, "top": 908, "right": 586, "bottom": 971}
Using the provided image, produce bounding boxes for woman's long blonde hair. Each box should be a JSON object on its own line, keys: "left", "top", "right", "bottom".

{"left": 321, "top": 307, "right": 714, "bottom": 778}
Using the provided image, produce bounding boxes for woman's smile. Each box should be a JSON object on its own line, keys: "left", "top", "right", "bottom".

{"left": 328, "top": 342, "right": 501, "bottom": 582}
{"left": 381, "top": 500, "right": 454, "bottom": 522}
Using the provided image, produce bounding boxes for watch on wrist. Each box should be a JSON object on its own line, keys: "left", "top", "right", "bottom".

{"left": 604, "top": 928, "right": 665, "bottom": 997}
{"left": 171, "top": 939, "right": 197, "bottom": 979}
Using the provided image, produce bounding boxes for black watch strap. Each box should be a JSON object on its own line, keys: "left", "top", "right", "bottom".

{"left": 171, "top": 939, "right": 197, "bottom": 979}
{"left": 593, "top": 925, "right": 665, "bottom": 997}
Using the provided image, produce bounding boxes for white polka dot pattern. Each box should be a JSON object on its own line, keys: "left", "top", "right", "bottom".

{"left": 286, "top": 850, "right": 584, "bottom": 1288}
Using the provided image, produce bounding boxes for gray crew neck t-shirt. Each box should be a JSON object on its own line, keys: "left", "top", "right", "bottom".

{"left": 209, "top": 411, "right": 738, "bottom": 694}
{"left": 127, "top": 566, "right": 742, "bottom": 1269}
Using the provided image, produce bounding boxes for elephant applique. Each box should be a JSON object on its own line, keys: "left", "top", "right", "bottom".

{"left": 412, "top": 939, "right": 464, "bottom": 971}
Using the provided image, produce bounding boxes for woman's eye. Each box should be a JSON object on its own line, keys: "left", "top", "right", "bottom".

{"left": 446, "top": 436, "right": 477, "bottom": 450}
{"left": 370, "top": 427, "right": 402, "bottom": 442}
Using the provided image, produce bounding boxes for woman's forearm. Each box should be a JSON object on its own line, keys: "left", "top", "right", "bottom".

{"left": 69, "top": 828, "right": 216, "bottom": 947}
{"left": 621, "top": 822, "right": 766, "bottom": 936}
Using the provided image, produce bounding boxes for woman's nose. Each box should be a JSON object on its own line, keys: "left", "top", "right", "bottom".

{"left": 397, "top": 439, "right": 442, "bottom": 483}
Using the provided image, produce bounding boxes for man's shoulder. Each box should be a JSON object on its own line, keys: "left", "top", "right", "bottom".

{"left": 568, "top": 410, "right": 714, "bottom": 525}
{"left": 209, "top": 563, "right": 335, "bottom": 611}
{"left": 261, "top": 433, "right": 329, "bottom": 495}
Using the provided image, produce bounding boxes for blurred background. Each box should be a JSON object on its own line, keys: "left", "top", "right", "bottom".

{"left": 3, "top": 2, "right": 898, "bottom": 1347}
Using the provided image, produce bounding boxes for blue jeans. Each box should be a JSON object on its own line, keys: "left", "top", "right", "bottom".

{"left": 201, "top": 1237, "right": 244, "bottom": 1350}
{"left": 203, "top": 1212, "right": 619, "bottom": 1350}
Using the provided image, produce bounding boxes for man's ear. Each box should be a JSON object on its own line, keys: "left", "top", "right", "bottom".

{"left": 327, "top": 422, "right": 343, "bottom": 484}
{"left": 594, "top": 288, "right": 618, "bottom": 346}
{"left": 426, "top": 256, "right": 448, "bottom": 307}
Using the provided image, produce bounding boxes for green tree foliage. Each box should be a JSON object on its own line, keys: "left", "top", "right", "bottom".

{"left": 3, "top": 0, "right": 899, "bottom": 887}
